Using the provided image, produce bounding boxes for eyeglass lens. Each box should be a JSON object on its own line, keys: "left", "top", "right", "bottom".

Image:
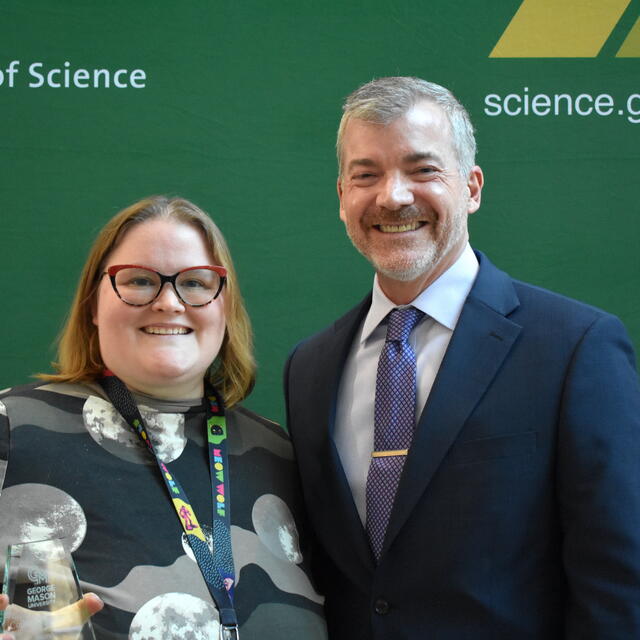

{"left": 113, "top": 267, "right": 221, "bottom": 305}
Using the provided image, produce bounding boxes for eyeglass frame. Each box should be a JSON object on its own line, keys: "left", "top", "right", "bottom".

{"left": 104, "top": 264, "right": 227, "bottom": 307}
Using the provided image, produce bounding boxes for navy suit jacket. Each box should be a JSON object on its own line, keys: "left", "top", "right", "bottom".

{"left": 284, "top": 252, "right": 640, "bottom": 639}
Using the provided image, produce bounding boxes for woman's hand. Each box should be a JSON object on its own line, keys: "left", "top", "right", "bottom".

{"left": 0, "top": 592, "right": 103, "bottom": 639}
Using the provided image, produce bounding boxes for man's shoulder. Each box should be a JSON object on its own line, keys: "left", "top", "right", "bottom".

{"left": 474, "top": 250, "right": 617, "bottom": 327}
{"left": 514, "top": 277, "right": 607, "bottom": 311}
{"left": 509, "top": 277, "right": 618, "bottom": 334}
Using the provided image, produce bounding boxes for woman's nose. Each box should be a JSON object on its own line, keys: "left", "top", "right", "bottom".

{"left": 151, "top": 283, "right": 186, "bottom": 312}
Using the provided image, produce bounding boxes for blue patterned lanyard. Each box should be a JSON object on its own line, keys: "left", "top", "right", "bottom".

{"left": 100, "top": 373, "right": 239, "bottom": 640}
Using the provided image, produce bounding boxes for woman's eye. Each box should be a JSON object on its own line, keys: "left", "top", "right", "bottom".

{"left": 182, "top": 279, "right": 208, "bottom": 289}
{"left": 128, "top": 277, "right": 155, "bottom": 287}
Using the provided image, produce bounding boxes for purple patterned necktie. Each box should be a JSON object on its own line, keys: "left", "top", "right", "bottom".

{"left": 366, "top": 306, "right": 424, "bottom": 561}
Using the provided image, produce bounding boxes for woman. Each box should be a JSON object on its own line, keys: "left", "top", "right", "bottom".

{"left": 0, "top": 196, "right": 326, "bottom": 639}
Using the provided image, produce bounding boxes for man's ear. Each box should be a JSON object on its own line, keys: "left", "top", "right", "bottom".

{"left": 466, "top": 165, "right": 484, "bottom": 215}
{"left": 337, "top": 176, "right": 346, "bottom": 222}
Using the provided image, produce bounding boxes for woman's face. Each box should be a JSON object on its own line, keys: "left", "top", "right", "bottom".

{"left": 92, "top": 218, "right": 226, "bottom": 399}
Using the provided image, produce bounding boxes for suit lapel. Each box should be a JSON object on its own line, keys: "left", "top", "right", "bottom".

{"left": 382, "top": 253, "right": 522, "bottom": 555}
{"left": 301, "top": 296, "right": 377, "bottom": 583}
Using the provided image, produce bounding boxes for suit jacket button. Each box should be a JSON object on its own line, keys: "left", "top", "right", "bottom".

{"left": 374, "top": 598, "right": 390, "bottom": 615}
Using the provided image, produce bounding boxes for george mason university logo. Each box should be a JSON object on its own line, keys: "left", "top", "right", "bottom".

{"left": 491, "top": 0, "right": 639, "bottom": 58}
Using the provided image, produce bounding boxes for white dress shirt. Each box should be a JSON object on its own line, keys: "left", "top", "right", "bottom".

{"left": 333, "top": 244, "right": 479, "bottom": 524}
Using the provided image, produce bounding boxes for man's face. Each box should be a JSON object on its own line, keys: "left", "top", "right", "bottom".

{"left": 337, "top": 100, "right": 483, "bottom": 299}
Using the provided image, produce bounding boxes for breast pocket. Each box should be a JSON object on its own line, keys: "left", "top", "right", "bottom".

{"left": 447, "top": 431, "right": 537, "bottom": 466}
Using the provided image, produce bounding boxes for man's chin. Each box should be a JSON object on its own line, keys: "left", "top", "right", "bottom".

{"left": 371, "top": 259, "right": 435, "bottom": 283}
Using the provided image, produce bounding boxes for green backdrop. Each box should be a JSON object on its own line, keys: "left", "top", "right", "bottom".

{"left": 1, "top": 0, "right": 638, "bottom": 425}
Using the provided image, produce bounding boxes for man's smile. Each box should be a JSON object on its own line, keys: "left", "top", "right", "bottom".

{"left": 374, "top": 221, "right": 427, "bottom": 233}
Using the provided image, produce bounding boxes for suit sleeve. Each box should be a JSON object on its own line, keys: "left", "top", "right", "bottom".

{"left": 558, "top": 313, "right": 640, "bottom": 637}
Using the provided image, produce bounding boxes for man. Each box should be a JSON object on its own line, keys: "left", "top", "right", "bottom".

{"left": 284, "top": 76, "right": 640, "bottom": 639}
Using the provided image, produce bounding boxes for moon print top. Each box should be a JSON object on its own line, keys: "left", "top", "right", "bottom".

{"left": 0, "top": 381, "right": 327, "bottom": 639}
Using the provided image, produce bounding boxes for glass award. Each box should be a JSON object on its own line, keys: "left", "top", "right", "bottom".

{"left": 1, "top": 538, "right": 96, "bottom": 639}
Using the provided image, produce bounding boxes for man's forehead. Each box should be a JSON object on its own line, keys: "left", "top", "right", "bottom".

{"left": 352, "top": 98, "right": 444, "bottom": 123}
{"left": 345, "top": 101, "right": 450, "bottom": 140}
{"left": 342, "top": 103, "right": 454, "bottom": 158}
{"left": 404, "top": 100, "right": 450, "bottom": 129}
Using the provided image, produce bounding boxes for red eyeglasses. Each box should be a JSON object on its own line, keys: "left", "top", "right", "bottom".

{"left": 105, "top": 264, "right": 227, "bottom": 307}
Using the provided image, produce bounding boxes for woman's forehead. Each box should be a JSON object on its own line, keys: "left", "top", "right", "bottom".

{"left": 107, "top": 219, "right": 216, "bottom": 265}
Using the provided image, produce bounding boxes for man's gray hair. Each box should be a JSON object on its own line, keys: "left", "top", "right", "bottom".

{"left": 337, "top": 76, "right": 477, "bottom": 178}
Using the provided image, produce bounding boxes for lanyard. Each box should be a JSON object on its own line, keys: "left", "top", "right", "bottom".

{"left": 99, "top": 373, "right": 239, "bottom": 640}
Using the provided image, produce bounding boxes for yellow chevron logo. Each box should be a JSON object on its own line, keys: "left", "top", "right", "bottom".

{"left": 490, "top": 0, "right": 639, "bottom": 58}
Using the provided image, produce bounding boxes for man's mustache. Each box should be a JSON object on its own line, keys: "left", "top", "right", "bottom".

{"left": 364, "top": 205, "right": 431, "bottom": 225}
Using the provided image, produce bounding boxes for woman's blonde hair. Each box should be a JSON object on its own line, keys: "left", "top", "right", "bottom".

{"left": 39, "top": 196, "right": 255, "bottom": 407}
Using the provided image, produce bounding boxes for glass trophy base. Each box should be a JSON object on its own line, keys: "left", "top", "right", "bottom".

{"left": 1, "top": 538, "right": 96, "bottom": 639}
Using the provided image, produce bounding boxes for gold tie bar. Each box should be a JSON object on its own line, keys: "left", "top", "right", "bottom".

{"left": 371, "top": 449, "right": 409, "bottom": 458}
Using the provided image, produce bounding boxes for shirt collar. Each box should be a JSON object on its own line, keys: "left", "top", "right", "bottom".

{"left": 360, "top": 243, "right": 479, "bottom": 343}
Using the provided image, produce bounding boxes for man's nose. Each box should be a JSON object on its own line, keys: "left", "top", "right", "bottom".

{"left": 376, "top": 173, "right": 414, "bottom": 210}
{"left": 151, "top": 282, "right": 185, "bottom": 312}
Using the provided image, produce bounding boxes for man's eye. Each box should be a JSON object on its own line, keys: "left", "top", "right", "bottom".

{"left": 416, "top": 167, "right": 435, "bottom": 174}
{"left": 353, "top": 172, "right": 376, "bottom": 180}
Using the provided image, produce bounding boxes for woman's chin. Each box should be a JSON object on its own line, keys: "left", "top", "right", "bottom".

{"left": 115, "top": 365, "right": 205, "bottom": 399}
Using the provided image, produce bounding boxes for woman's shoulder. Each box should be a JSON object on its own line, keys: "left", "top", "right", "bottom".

{"left": 227, "top": 405, "right": 282, "bottom": 432}
{"left": 0, "top": 380, "right": 101, "bottom": 404}
{"left": 226, "top": 405, "right": 294, "bottom": 459}
{"left": 0, "top": 380, "right": 106, "bottom": 425}
{"left": 0, "top": 380, "right": 47, "bottom": 399}
{"left": 0, "top": 381, "right": 103, "bottom": 493}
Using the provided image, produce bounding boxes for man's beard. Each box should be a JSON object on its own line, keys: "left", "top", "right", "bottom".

{"left": 346, "top": 204, "right": 467, "bottom": 282}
